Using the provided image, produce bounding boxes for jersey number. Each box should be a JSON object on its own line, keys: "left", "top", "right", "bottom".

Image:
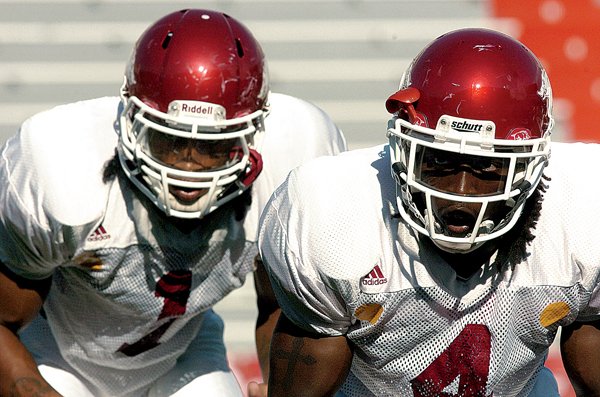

{"left": 411, "top": 324, "right": 491, "bottom": 397}
{"left": 117, "top": 270, "right": 192, "bottom": 357}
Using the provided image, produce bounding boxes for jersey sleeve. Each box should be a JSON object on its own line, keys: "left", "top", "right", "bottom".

{"left": 0, "top": 98, "right": 117, "bottom": 279}
{"left": 579, "top": 283, "right": 600, "bottom": 321}
{"left": 258, "top": 166, "right": 353, "bottom": 336}
{"left": 0, "top": 132, "right": 69, "bottom": 278}
{"left": 243, "top": 93, "right": 347, "bottom": 243}
{"left": 258, "top": 147, "right": 394, "bottom": 335}
{"left": 535, "top": 142, "right": 600, "bottom": 322}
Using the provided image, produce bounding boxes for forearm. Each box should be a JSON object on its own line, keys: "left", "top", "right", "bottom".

{"left": 561, "top": 321, "right": 600, "bottom": 396}
{"left": 268, "top": 314, "right": 352, "bottom": 397}
{"left": 253, "top": 255, "right": 282, "bottom": 381}
{"left": 0, "top": 264, "right": 56, "bottom": 396}
{"left": 0, "top": 326, "right": 60, "bottom": 396}
{"left": 255, "top": 307, "right": 281, "bottom": 380}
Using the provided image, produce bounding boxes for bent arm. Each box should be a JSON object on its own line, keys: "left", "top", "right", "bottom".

{"left": 254, "top": 255, "right": 281, "bottom": 380}
{"left": 561, "top": 320, "right": 600, "bottom": 396}
{"left": 0, "top": 261, "right": 58, "bottom": 396}
{"left": 268, "top": 312, "right": 352, "bottom": 397}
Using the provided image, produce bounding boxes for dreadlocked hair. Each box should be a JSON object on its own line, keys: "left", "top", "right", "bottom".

{"left": 102, "top": 150, "right": 120, "bottom": 183}
{"left": 493, "top": 173, "right": 550, "bottom": 270}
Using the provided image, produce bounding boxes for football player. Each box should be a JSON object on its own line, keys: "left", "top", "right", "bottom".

{"left": 258, "top": 28, "right": 600, "bottom": 396}
{"left": 0, "top": 9, "right": 346, "bottom": 397}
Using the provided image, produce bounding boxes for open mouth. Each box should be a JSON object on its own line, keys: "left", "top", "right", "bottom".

{"left": 169, "top": 186, "right": 207, "bottom": 204}
{"left": 437, "top": 207, "right": 477, "bottom": 237}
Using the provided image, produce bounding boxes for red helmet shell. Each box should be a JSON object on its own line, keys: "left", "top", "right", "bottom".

{"left": 125, "top": 9, "right": 268, "bottom": 119}
{"left": 402, "top": 28, "right": 552, "bottom": 139}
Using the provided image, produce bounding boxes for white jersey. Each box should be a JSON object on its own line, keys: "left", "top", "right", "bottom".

{"left": 259, "top": 142, "right": 600, "bottom": 397}
{"left": 0, "top": 93, "right": 346, "bottom": 397}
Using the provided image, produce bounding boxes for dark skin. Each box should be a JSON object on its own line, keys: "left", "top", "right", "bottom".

{"left": 253, "top": 257, "right": 281, "bottom": 376}
{"left": 561, "top": 320, "right": 600, "bottom": 396}
{"left": 266, "top": 314, "right": 352, "bottom": 397}
{"left": 148, "top": 130, "right": 239, "bottom": 204}
{"left": 259, "top": 151, "right": 600, "bottom": 396}
{"left": 249, "top": 257, "right": 352, "bottom": 397}
{"left": 0, "top": 263, "right": 59, "bottom": 396}
{"left": 420, "top": 148, "right": 510, "bottom": 247}
{"left": 248, "top": 256, "right": 281, "bottom": 397}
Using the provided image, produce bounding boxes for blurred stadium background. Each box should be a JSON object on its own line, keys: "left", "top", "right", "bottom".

{"left": 2, "top": 0, "right": 598, "bottom": 395}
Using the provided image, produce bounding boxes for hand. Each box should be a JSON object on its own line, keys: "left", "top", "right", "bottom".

{"left": 247, "top": 381, "right": 268, "bottom": 397}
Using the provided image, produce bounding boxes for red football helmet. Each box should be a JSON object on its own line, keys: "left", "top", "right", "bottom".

{"left": 386, "top": 28, "right": 553, "bottom": 253}
{"left": 118, "top": 9, "right": 269, "bottom": 219}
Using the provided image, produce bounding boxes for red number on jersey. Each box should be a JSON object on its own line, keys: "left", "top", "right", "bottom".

{"left": 411, "top": 324, "right": 491, "bottom": 397}
{"left": 117, "top": 270, "right": 192, "bottom": 356}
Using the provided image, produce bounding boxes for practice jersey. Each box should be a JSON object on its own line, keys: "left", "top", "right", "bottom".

{"left": 0, "top": 93, "right": 346, "bottom": 397}
{"left": 259, "top": 142, "right": 600, "bottom": 397}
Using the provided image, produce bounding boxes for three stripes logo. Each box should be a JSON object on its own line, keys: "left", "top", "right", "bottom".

{"left": 362, "top": 264, "right": 388, "bottom": 286}
{"left": 87, "top": 224, "right": 111, "bottom": 242}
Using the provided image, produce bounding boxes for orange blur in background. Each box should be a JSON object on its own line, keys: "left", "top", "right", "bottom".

{"left": 492, "top": 0, "right": 600, "bottom": 143}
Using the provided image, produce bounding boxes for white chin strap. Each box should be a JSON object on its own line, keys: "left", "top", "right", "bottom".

{"left": 422, "top": 212, "right": 496, "bottom": 254}
{"left": 432, "top": 240, "right": 483, "bottom": 254}
{"left": 164, "top": 188, "right": 223, "bottom": 219}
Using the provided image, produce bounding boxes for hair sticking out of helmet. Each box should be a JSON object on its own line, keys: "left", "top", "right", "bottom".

{"left": 386, "top": 28, "right": 552, "bottom": 254}
{"left": 117, "top": 9, "right": 270, "bottom": 219}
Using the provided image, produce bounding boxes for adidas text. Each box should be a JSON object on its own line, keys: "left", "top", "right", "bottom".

{"left": 362, "top": 278, "right": 388, "bottom": 286}
{"left": 87, "top": 234, "right": 110, "bottom": 242}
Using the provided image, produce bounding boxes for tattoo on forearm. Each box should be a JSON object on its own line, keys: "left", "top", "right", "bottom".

{"left": 271, "top": 337, "right": 317, "bottom": 388}
{"left": 10, "top": 378, "right": 54, "bottom": 397}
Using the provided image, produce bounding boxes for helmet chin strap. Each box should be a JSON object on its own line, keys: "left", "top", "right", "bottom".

{"left": 478, "top": 220, "right": 496, "bottom": 234}
{"left": 431, "top": 218, "right": 496, "bottom": 237}
{"left": 431, "top": 239, "right": 484, "bottom": 254}
{"left": 164, "top": 188, "right": 221, "bottom": 218}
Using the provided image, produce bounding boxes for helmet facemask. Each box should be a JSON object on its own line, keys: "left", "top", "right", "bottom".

{"left": 386, "top": 28, "right": 553, "bottom": 254}
{"left": 118, "top": 83, "right": 267, "bottom": 219}
{"left": 388, "top": 113, "right": 550, "bottom": 253}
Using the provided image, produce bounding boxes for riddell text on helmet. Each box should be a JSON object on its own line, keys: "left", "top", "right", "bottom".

{"left": 181, "top": 103, "right": 213, "bottom": 115}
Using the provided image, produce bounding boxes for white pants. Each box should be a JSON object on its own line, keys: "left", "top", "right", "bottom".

{"left": 20, "top": 310, "right": 244, "bottom": 397}
{"left": 38, "top": 366, "right": 242, "bottom": 397}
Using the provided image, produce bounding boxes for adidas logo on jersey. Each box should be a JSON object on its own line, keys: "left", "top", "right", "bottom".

{"left": 87, "top": 225, "right": 111, "bottom": 242}
{"left": 362, "top": 264, "right": 388, "bottom": 286}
